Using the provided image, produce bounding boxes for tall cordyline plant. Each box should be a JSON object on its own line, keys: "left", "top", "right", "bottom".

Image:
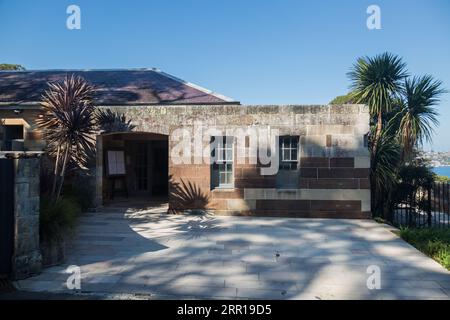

{"left": 390, "top": 75, "right": 445, "bottom": 161}
{"left": 348, "top": 53, "right": 408, "bottom": 217}
{"left": 37, "top": 75, "right": 96, "bottom": 201}
{"left": 348, "top": 52, "right": 408, "bottom": 155}
{"left": 347, "top": 53, "right": 445, "bottom": 218}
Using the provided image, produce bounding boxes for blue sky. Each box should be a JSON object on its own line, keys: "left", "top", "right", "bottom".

{"left": 1, "top": 0, "right": 449, "bottom": 151}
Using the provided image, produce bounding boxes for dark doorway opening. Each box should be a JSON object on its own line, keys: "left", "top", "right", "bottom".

{"left": 127, "top": 139, "right": 168, "bottom": 198}
{"left": 101, "top": 132, "right": 169, "bottom": 205}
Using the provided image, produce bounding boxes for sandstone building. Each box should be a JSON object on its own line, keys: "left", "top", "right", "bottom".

{"left": 0, "top": 69, "right": 370, "bottom": 218}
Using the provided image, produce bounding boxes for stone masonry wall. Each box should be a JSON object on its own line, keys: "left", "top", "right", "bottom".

{"left": 12, "top": 157, "right": 42, "bottom": 279}
{"left": 98, "top": 104, "right": 371, "bottom": 218}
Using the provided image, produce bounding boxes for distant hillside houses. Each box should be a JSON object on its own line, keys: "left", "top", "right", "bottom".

{"left": 421, "top": 151, "right": 450, "bottom": 167}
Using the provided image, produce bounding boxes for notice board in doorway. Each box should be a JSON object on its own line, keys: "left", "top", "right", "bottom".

{"left": 106, "top": 150, "right": 126, "bottom": 176}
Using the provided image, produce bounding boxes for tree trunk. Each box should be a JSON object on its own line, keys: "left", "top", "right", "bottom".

{"left": 51, "top": 145, "right": 61, "bottom": 199}
{"left": 372, "top": 110, "right": 383, "bottom": 156}
{"left": 55, "top": 144, "right": 70, "bottom": 202}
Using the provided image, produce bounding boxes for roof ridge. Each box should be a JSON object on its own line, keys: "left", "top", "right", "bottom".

{"left": 152, "top": 68, "right": 235, "bottom": 103}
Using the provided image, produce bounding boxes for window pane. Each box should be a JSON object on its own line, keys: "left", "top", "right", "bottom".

{"left": 279, "top": 136, "right": 299, "bottom": 172}
{"left": 291, "top": 149, "right": 297, "bottom": 161}
{"left": 283, "top": 149, "right": 290, "bottom": 161}
{"left": 225, "top": 171, "right": 233, "bottom": 184}
{"left": 211, "top": 136, "right": 234, "bottom": 188}
{"left": 216, "top": 148, "right": 223, "bottom": 162}
{"left": 226, "top": 149, "right": 233, "bottom": 161}
{"left": 286, "top": 138, "right": 292, "bottom": 148}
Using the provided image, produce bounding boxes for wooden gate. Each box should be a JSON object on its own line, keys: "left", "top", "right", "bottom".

{"left": 0, "top": 158, "right": 14, "bottom": 275}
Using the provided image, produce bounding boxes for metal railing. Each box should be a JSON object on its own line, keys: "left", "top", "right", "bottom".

{"left": 392, "top": 182, "right": 450, "bottom": 228}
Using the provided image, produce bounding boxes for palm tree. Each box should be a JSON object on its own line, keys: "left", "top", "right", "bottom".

{"left": 348, "top": 52, "right": 408, "bottom": 154}
{"left": 37, "top": 75, "right": 96, "bottom": 201}
{"left": 346, "top": 53, "right": 446, "bottom": 218}
{"left": 96, "top": 109, "right": 135, "bottom": 133}
{"left": 392, "top": 75, "right": 445, "bottom": 160}
{"left": 370, "top": 128, "right": 401, "bottom": 218}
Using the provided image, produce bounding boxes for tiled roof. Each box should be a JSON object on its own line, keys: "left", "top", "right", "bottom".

{"left": 0, "top": 68, "right": 238, "bottom": 105}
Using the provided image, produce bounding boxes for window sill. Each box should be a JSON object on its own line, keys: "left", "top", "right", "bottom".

{"left": 211, "top": 187, "right": 236, "bottom": 192}
{"left": 275, "top": 188, "right": 297, "bottom": 193}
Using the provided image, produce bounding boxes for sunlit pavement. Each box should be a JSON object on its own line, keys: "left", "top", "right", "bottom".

{"left": 15, "top": 205, "right": 450, "bottom": 300}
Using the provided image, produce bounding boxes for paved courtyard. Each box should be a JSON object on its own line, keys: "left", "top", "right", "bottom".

{"left": 15, "top": 204, "right": 450, "bottom": 299}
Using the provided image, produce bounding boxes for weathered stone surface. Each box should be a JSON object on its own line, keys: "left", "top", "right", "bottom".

{"left": 12, "top": 158, "right": 42, "bottom": 280}
{"left": 13, "top": 251, "right": 42, "bottom": 280}
{"left": 91, "top": 104, "right": 371, "bottom": 217}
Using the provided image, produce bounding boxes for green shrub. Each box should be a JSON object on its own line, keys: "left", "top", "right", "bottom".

{"left": 40, "top": 196, "right": 81, "bottom": 243}
{"left": 374, "top": 217, "right": 387, "bottom": 224}
{"left": 400, "top": 228, "right": 450, "bottom": 270}
{"left": 329, "top": 92, "right": 355, "bottom": 104}
{"left": 435, "top": 175, "right": 450, "bottom": 183}
{"left": 63, "top": 183, "right": 94, "bottom": 211}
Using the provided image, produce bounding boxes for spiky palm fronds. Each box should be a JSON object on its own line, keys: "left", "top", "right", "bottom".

{"left": 370, "top": 130, "right": 401, "bottom": 216}
{"left": 96, "top": 109, "right": 135, "bottom": 133}
{"left": 349, "top": 52, "right": 408, "bottom": 116}
{"left": 36, "top": 75, "right": 96, "bottom": 200}
{"left": 370, "top": 129, "right": 402, "bottom": 217}
{"left": 392, "top": 75, "right": 445, "bottom": 159}
{"left": 348, "top": 53, "right": 408, "bottom": 153}
{"left": 370, "top": 129, "right": 401, "bottom": 193}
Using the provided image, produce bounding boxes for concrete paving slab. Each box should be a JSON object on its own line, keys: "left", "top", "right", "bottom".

{"left": 14, "top": 206, "right": 450, "bottom": 300}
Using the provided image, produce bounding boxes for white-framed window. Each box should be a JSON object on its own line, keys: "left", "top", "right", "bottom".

{"left": 277, "top": 136, "right": 299, "bottom": 189}
{"left": 211, "top": 136, "right": 234, "bottom": 189}
{"left": 279, "top": 136, "right": 299, "bottom": 171}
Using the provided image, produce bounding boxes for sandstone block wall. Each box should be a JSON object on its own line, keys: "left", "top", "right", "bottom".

{"left": 2, "top": 104, "right": 371, "bottom": 218}
{"left": 102, "top": 104, "right": 371, "bottom": 218}
{"left": 12, "top": 157, "right": 42, "bottom": 279}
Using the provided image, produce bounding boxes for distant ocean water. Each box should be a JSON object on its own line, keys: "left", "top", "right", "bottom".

{"left": 433, "top": 166, "right": 450, "bottom": 177}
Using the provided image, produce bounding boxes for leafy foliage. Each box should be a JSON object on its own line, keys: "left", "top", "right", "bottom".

{"left": 370, "top": 129, "right": 401, "bottom": 193}
{"left": 37, "top": 75, "right": 97, "bottom": 200}
{"left": 391, "top": 163, "right": 435, "bottom": 211}
{"left": 0, "top": 63, "right": 25, "bottom": 70}
{"left": 435, "top": 175, "right": 450, "bottom": 183}
{"left": 346, "top": 52, "right": 446, "bottom": 218}
{"left": 329, "top": 92, "right": 355, "bottom": 104}
{"left": 393, "top": 76, "right": 445, "bottom": 159}
{"left": 40, "top": 196, "right": 81, "bottom": 243}
{"left": 348, "top": 52, "right": 408, "bottom": 118}
{"left": 400, "top": 228, "right": 450, "bottom": 270}
{"left": 96, "top": 109, "right": 135, "bottom": 133}
{"left": 64, "top": 183, "right": 95, "bottom": 212}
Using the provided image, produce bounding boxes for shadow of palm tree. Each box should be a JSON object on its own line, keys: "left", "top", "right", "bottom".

{"left": 168, "top": 176, "right": 210, "bottom": 214}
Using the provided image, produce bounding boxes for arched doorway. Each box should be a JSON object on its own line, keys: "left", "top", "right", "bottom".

{"left": 96, "top": 132, "right": 168, "bottom": 207}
